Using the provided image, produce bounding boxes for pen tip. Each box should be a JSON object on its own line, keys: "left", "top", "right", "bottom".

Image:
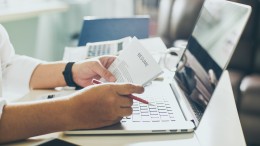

{"left": 148, "top": 103, "right": 156, "bottom": 106}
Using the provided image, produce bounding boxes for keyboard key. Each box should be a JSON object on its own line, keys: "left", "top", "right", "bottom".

{"left": 132, "top": 115, "right": 142, "bottom": 122}
{"left": 150, "top": 112, "right": 159, "bottom": 115}
{"left": 161, "top": 116, "right": 170, "bottom": 121}
{"left": 142, "top": 116, "right": 151, "bottom": 122}
{"left": 159, "top": 113, "right": 169, "bottom": 116}
{"left": 141, "top": 113, "right": 150, "bottom": 116}
{"left": 128, "top": 96, "right": 177, "bottom": 123}
{"left": 149, "top": 109, "right": 157, "bottom": 112}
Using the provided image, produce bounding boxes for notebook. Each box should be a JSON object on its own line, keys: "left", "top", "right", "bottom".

{"left": 64, "top": 0, "right": 251, "bottom": 135}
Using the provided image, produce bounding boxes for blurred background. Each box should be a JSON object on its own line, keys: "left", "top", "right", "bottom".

{"left": 1, "top": 0, "right": 160, "bottom": 61}
{"left": 0, "top": 0, "right": 259, "bottom": 145}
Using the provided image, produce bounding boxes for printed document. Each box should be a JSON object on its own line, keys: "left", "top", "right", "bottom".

{"left": 63, "top": 37, "right": 131, "bottom": 61}
{"left": 102, "top": 37, "right": 163, "bottom": 86}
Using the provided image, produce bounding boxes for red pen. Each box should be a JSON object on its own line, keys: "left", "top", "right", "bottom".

{"left": 92, "top": 79, "right": 154, "bottom": 106}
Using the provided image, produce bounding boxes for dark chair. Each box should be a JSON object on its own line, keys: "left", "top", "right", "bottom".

{"left": 157, "top": 0, "right": 204, "bottom": 48}
{"left": 78, "top": 16, "right": 150, "bottom": 46}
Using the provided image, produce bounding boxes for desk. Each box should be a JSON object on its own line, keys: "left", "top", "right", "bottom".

{"left": 6, "top": 71, "right": 246, "bottom": 146}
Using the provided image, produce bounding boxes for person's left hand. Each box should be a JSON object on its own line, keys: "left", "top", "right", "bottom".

{"left": 72, "top": 55, "right": 117, "bottom": 87}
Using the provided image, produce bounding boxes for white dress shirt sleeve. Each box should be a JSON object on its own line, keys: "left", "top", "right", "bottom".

{"left": 0, "top": 24, "right": 44, "bottom": 120}
{"left": 2, "top": 55, "right": 43, "bottom": 95}
{"left": 0, "top": 24, "right": 43, "bottom": 96}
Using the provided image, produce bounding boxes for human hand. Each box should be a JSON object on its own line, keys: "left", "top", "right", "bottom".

{"left": 67, "top": 83, "right": 144, "bottom": 130}
{"left": 72, "top": 56, "right": 116, "bottom": 87}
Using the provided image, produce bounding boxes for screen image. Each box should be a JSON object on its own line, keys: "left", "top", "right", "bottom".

{"left": 174, "top": 0, "right": 250, "bottom": 120}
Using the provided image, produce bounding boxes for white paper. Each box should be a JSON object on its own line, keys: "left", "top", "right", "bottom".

{"left": 63, "top": 37, "right": 131, "bottom": 61}
{"left": 104, "top": 37, "right": 163, "bottom": 86}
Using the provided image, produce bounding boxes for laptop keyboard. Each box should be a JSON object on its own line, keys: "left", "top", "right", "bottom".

{"left": 185, "top": 94, "right": 204, "bottom": 121}
{"left": 121, "top": 97, "right": 175, "bottom": 123}
{"left": 190, "top": 101, "right": 204, "bottom": 121}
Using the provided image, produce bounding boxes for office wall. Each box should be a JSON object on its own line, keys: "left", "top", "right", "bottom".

{"left": 1, "top": 0, "right": 134, "bottom": 61}
{"left": 2, "top": 18, "right": 38, "bottom": 58}
{"left": 36, "top": 0, "right": 134, "bottom": 61}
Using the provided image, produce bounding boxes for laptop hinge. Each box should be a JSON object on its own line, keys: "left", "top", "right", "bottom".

{"left": 191, "top": 119, "right": 197, "bottom": 127}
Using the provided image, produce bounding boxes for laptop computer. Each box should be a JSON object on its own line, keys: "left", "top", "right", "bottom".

{"left": 64, "top": 0, "right": 251, "bottom": 135}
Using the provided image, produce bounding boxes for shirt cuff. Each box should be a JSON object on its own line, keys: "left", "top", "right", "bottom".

{"left": 2, "top": 55, "right": 44, "bottom": 96}
{"left": 0, "top": 99, "right": 6, "bottom": 120}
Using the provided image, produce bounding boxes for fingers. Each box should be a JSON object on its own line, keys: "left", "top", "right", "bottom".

{"left": 117, "top": 95, "right": 133, "bottom": 107}
{"left": 118, "top": 107, "right": 133, "bottom": 117}
{"left": 99, "top": 56, "right": 116, "bottom": 68}
{"left": 116, "top": 95, "right": 134, "bottom": 117}
{"left": 92, "top": 62, "right": 116, "bottom": 82}
{"left": 112, "top": 83, "right": 144, "bottom": 96}
{"left": 113, "top": 84, "right": 143, "bottom": 117}
{"left": 96, "top": 56, "right": 117, "bottom": 82}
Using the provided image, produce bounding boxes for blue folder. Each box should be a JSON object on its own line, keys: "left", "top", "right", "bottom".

{"left": 78, "top": 16, "right": 150, "bottom": 46}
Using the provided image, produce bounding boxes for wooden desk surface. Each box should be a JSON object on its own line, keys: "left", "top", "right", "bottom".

{"left": 5, "top": 71, "right": 245, "bottom": 146}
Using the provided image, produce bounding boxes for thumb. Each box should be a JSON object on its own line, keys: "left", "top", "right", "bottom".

{"left": 94, "top": 64, "right": 116, "bottom": 82}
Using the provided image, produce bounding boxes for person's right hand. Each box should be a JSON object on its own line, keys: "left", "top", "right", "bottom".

{"left": 66, "top": 83, "right": 144, "bottom": 130}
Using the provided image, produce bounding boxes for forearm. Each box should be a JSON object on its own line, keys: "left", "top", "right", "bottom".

{"left": 30, "top": 62, "right": 67, "bottom": 89}
{"left": 0, "top": 97, "right": 73, "bottom": 144}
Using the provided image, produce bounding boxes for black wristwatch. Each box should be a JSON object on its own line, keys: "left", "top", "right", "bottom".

{"left": 62, "top": 62, "right": 82, "bottom": 90}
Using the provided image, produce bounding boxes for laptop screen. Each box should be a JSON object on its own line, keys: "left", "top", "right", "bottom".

{"left": 174, "top": 0, "right": 251, "bottom": 122}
